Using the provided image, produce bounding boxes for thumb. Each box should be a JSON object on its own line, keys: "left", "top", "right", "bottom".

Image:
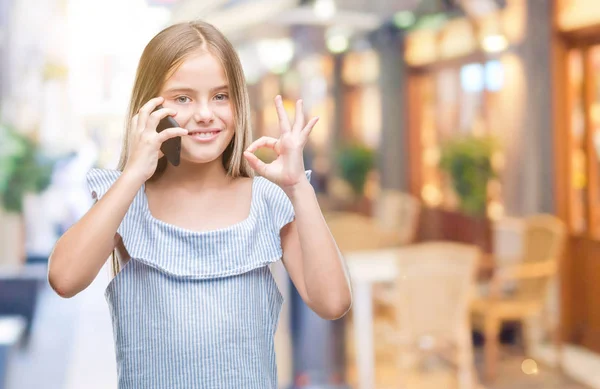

{"left": 244, "top": 151, "right": 267, "bottom": 176}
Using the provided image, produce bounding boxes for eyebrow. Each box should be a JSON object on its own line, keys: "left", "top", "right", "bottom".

{"left": 163, "top": 85, "right": 229, "bottom": 94}
{"left": 211, "top": 84, "right": 228, "bottom": 92}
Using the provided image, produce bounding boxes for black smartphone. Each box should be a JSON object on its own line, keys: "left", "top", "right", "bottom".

{"left": 154, "top": 105, "right": 182, "bottom": 166}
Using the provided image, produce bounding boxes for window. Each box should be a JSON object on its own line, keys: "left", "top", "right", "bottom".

{"left": 567, "top": 44, "right": 600, "bottom": 238}
{"left": 415, "top": 60, "right": 506, "bottom": 218}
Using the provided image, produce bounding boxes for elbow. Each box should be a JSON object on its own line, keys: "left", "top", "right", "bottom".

{"left": 48, "top": 254, "right": 80, "bottom": 299}
{"left": 48, "top": 271, "right": 78, "bottom": 299}
{"left": 318, "top": 293, "right": 353, "bottom": 321}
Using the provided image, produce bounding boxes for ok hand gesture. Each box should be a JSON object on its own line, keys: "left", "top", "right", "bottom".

{"left": 244, "top": 95, "right": 318, "bottom": 191}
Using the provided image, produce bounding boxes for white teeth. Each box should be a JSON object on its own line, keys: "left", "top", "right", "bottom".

{"left": 192, "top": 132, "right": 217, "bottom": 138}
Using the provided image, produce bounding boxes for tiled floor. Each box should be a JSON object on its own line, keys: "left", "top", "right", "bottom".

{"left": 478, "top": 353, "right": 588, "bottom": 389}
{"left": 343, "top": 328, "right": 591, "bottom": 389}
{"left": 3, "top": 270, "right": 593, "bottom": 389}
{"left": 344, "top": 345, "right": 590, "bottom": 389}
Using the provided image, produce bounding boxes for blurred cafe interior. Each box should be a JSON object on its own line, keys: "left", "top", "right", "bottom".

{"left": 3, "top": 0, "right": 600, "bottom": 388}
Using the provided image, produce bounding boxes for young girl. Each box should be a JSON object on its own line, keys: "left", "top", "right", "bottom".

{"left": 48, "top": 20, "right": 352, "bottom": 388}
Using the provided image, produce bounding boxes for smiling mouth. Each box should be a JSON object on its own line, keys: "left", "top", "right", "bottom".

{"left": 187, "top": 129, "right": 222, "bottom": 142}
{"left": 189, "top": 131, "right": 220, "bottom": 138}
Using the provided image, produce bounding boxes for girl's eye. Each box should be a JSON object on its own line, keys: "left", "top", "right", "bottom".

{"left": 176, "top": 96, "right": 191, "bottom": 104}
{"left": 214, "top": 93, "right": 228, "bottom": 101}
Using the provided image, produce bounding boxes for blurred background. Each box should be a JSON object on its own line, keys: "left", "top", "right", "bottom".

{"left": 1, "top": 0, "right": 599, "bottom": 388}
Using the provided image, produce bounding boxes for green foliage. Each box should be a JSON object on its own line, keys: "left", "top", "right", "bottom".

{"left": 439, "top": 134, "right": 499, "bottom": 217}
{"left": 337, "top": 143, "right": 375, "bottom": 197}
{"left": 0, "top": 123, "right": 56, "bottom": 213}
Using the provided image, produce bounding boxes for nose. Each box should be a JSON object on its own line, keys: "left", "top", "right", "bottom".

{"left": 193, "top": 102, "right": 214, "bottom": 124}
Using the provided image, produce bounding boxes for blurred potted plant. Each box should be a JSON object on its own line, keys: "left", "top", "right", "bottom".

{"left": 336, "top": 143, "right": 375, "bottom": 214}
{"left": 439, "top": 134, "right": 499, "bottom": 217}
{"left": 422, "top": 134, "right": 500, "bottom": 253}
{"left": 0, "top": 123, "right": 56, "bottom": 266}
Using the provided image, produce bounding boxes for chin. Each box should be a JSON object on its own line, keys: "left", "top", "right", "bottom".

{"left": 179, "top": 137, "right": 231, "bottom": 165}
{"left": 180, "top": 150, "right": 223, "bottom": 165}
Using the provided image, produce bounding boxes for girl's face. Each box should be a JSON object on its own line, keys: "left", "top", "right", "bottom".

{"left": 159, "top": 51, "right": 235, "bottom": 166}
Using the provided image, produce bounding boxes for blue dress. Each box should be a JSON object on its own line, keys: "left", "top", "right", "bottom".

{"left": 86, "top": 168, "right": 311, "bottom": 389}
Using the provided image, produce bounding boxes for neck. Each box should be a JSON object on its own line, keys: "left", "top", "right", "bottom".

{"left": 159, "top": 158, "right": 230, "bottom": 189}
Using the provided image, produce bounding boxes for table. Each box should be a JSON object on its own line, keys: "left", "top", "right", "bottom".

{"left": 345, "top": 247, "right": 495, "bottom": 389}
{"left": 345, "top": 248, "right": 400, "bottom": 389}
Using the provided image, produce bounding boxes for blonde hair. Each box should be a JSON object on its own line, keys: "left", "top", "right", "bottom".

{"left": 111, "top": 21, "right": 253, "bottom": 277}
{"left": 117, "top": 20, "right": 253, "bottom": 179}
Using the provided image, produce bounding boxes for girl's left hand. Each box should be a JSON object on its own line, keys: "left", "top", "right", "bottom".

{"left": 244, "top": 95, "right": 319, "bottom": 191}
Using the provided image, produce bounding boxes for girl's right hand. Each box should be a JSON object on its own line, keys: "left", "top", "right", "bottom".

{"left": 123, "top": 97, "right": 188, "bottom": 182}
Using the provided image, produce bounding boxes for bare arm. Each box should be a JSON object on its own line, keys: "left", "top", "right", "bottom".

{"left": 243, "top": 96, "right": 352, "bottom": 320}
{"left": 48, "top": 96, "right": 188, "bottom": 298}
{"left": 48, "top": 171, "right": 144, "bottom": 298}
{"left": 281, "top": 179, "right": 352, "bottom": 320}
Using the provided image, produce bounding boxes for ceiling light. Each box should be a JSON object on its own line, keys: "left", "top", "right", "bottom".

{"left": 326, "top": 35, "right": 349, "bottom": 54}
{"left": 482, "top": 34, "right": 508, "bottom": 53}
{"left": 325, "top": 26, "right": 351, "bottom": 54}
{"left": 256, "top": 39, "right": 295, "bottom": 71}
{"left": 314, "top": 0, "right": 336, "bottom": 20}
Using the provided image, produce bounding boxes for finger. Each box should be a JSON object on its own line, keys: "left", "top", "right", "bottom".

{"left": 243, "top": 151, "right": 268, "bottom": 176}
{"left": 137, "top": 96, "right": 165, "bottom": 131}
{"left": 274, "top": 95, "right": 291, "bottom": 133}
{"left": 301, "top": 116, "right": 319, "bottom": 140}
{"left": 246, "top": 136, "right": 279, "bottom": 153}
{"left": 293, "top": 99, "right": 305, "bottom": 132}
{"left": 146, "top": 107, "right": 178, "bottom": 132}
{"left": 157, "top": 127, "right": 188, "bottom": 144}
